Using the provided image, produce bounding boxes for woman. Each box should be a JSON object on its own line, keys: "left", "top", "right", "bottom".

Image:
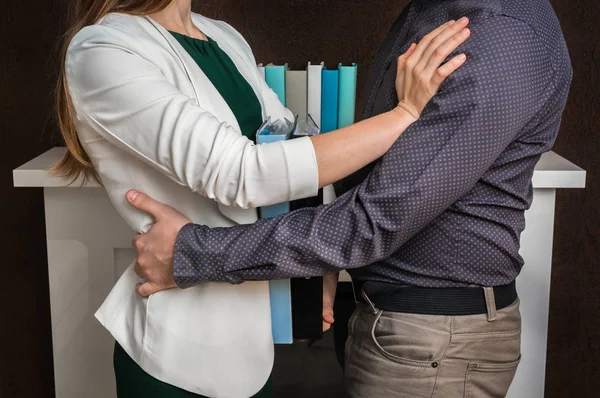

{"left": 53, "top": 0, "right": 469, "bottom": 396}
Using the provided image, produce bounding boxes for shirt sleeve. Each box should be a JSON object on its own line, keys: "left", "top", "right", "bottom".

{"left": 173, "top": 16, "right": 557, "bottom": 286}
{"left": 67, "top": 24, "right": 318, "bottom": 210}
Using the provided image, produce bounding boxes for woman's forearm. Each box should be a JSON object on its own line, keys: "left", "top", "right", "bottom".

{"left": 310, "top": 107, "right": 415, "bottom": 187}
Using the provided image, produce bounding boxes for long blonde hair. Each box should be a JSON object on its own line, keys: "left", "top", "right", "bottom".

{"left": 52, "top": 0, "right": 173, "bottom": 184}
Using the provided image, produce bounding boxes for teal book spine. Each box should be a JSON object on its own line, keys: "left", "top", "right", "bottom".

{"left": 265, "top": 64, "right": 287, "bottom": 106}
{"left": 321, "top": 68, "right": 339, "bottom": 133}
{"left": 338, "top": 63, "right": 358, "bottom": 128}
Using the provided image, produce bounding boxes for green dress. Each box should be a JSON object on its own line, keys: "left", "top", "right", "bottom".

{"left": 171, "top": 31, "right": 264, "bottom": 141}
{"left": 113, "top": 31, "right": 270, "bottom": 398}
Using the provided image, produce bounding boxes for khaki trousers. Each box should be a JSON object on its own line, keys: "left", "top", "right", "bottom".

{"left": 344, "top": 297, "right": 521, "bottom": 398}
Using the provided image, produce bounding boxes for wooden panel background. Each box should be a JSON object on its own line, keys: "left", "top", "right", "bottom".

{"left": 0, "top": 1, "right": 597, "bottom": 396}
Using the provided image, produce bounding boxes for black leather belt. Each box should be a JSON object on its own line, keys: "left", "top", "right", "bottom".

{"left": 353, "top": 280, "right": 518, "bottom": 316}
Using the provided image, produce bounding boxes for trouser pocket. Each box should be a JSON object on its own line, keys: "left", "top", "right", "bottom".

{"left": 345, "top": 308, "right": 450, "bottom": 398}
{"left": 370, "top": 309, "right": 447, "bottom": 367}
{"left": 465, "top": 357, "right": 521, "bottom": 398}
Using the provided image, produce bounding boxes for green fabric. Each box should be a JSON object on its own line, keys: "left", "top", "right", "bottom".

{"left": 169, "top": 31, "right": 263, "bottom": 142}
{"left": 114, "top": 342, "right": 272, "bottom": 398}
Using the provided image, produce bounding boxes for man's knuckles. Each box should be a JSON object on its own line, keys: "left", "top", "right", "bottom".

{"left": 132, "top": 234, "right": 145, "bottom": 251}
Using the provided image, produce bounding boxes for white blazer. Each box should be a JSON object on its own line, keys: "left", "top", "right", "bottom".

{"left": 66, "top": 12, "right": 318, "bottom": 397}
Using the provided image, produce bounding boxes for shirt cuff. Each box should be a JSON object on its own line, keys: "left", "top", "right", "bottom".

{"left": 173, "top": 223, "right": 237, "bottom": 288}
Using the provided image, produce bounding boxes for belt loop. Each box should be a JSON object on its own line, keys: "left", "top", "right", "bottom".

{"left": 361, "top": 286, "right": 378, "bottom": 315}
{"left": 483, "top": 287, "right": 497, "bottom": 322}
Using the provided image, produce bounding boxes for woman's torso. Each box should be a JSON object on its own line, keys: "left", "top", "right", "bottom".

{"left": 69, "top": 13, "right": 284, "bottom": 397}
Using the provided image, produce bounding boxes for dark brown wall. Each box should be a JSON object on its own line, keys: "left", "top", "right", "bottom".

{"left": 0, "top": 1, "right": 597, "bottom": 397}
{"left": 0, "top": 1, "right": 68, "bottom": 396}
{"left": 545, "top": 1, "right": 600, "bottom": 395}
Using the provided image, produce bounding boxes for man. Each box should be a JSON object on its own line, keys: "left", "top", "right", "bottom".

{"left": 128, "top": 0, "right": 572, "bottom": 396}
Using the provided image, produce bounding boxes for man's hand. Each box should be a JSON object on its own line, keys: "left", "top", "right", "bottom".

{"left": 126, "top": 190, "right": 191, "bottom": 297}
{"left": 322, "top": 273, "right": 339, "bottom": 332}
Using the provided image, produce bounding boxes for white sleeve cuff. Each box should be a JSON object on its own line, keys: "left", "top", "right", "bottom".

{"left": 281, "top": 136, "right": 319, "bottom": 201}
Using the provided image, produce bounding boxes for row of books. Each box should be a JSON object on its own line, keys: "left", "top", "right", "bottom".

{"left": 257, "top": 62, "right": 358, "bottom": 344}
{"left": 258, "top": 62, "right": 358, "bottom": 131}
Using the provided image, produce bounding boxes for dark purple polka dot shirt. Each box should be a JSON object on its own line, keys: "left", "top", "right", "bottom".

{"left": 173, "top": 0, "right": 572, "bottom": 288}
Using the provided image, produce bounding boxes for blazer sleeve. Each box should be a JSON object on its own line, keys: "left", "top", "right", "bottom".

{"left": 66, "top": 25, "right": 318, "bottom": 209}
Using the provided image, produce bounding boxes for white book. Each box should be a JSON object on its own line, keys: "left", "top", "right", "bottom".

{"left": 322, "top": 184, "right": 337, "bottom": 205}
{"left": 310, "top": 62, "right": 330, "bottom": 204}
{"left": 285, "top": 69, "right": 308, "bottom": 122}
{"left": 257, "top": 63, "right": 265, "bottom": 80}
{"left": 307, "top": 61, "right": 324, "bottom": 129}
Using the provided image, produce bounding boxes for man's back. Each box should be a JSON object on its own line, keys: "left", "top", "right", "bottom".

{"left": 340, "top": 0, "right": 573, "bottom": 287}
{"left": 171, "top": 0, "right": 573, "bottom": 289}
{"left": 169, "top": 0, "right": 572, "bottom": 291}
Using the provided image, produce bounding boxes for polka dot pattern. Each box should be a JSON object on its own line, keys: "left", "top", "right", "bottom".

{"left": 173, "top": 0, "right": 572, "bottom": 288}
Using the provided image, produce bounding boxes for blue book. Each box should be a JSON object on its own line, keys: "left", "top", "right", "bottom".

{"left": 338, "top": 63, "right": 358, "bottom": 128}
{"left": 321, "top": 68, "right": 339, "bottom": 133}
{"left": 265, "top": 64, "right": 288, "bottom": 106}
{"left": 268, "top": 279, "right": 293, "bottom": 344}
{"left": 257, "top": 128, "right": 293, "bottom": 344}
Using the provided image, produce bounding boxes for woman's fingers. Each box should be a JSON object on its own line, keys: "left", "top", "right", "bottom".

{"left": 395, "top": 43, "right": 416, "bottom": 100}
{"left": 395, "top": 17, "right": 471, "bottom": 114}
{"left": 407, "top": 20, "right": 456, "bottom": 65}
{"left": 430, "top": 53, "right": 467, "bottom": 88}
{"left": 398, "top": 43, "right": 417, "bottom": 67}
{"left": 423, "top": 27, "right": 470, "bottom": 78}
{"left": 416, "top": 17, "right": 470, "bottom": 72}
{"left": 397, "top": 43, "right": 417, "bottom": 77}
{"left": 322, "top": 308, "right": 335, "bottom": 332}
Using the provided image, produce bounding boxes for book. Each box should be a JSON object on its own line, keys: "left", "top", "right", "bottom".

{"left": 269, "top": 279, "right": 293, "bottom": 344}
{"left": 254, "top": 60, "right": 359, "bottom": 342}
{"left": 285, "top": 69, "right": 308, "bottom": 121}
{"left": 265, "top": 64, "right": 288, "bottom": 106}
{"left": 256, "top": 119, "right": 296, "bottom": 344}
{"left": 307, "top": 62, "right": 324, "bottom": 128}
{"left": 338, "top": 63, "right": 358, "bottom": 128}
{"left": 321, "top": 68, "right": 339, "bottom": 133}
{"left": 322, "top": 185, "right": 337, "bottom": 205}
